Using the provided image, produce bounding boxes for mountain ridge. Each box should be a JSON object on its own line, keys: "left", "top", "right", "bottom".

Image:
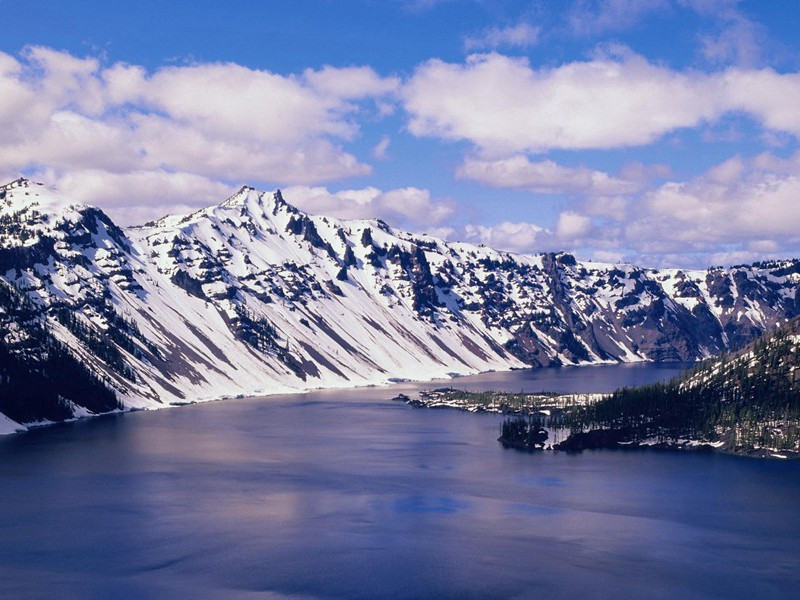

{"left": 1, "top": 178, "right": 799, "bottom": 431}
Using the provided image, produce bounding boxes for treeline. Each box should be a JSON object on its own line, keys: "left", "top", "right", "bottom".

{"left": 499, "top": 415, "right": 548, "bottom": 449}
{"left": 561, "top": 319, "right": 800, "bottom": 451}
{"left": 0, "top": 279, "right": 123, "bottom": 423}
{"left": 0, "top": 340, "right": 122, "bottom": 423}
{"left": 0, "top": 282, "right": 121, "bottom": 423}
{"left": 54, "top": 307, "right": 138, "bottom": 382}
{"left": 232, "top": 305, "right": 280, "bottom": 352}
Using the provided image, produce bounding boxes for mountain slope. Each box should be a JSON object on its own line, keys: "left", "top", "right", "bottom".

{"left": 559, "top": 316, "right": 800, "bottom": 456}
{"left": 1, "top": 177, "right": 799, "bottom": 430}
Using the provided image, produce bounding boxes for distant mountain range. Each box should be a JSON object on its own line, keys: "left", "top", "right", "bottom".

{"left": 1, "top": 177, "right": 799, "bottom": 432}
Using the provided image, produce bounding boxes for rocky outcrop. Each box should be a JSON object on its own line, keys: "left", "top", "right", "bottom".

{"left": 1, "top": 177, "right": 798, "bottom": 427}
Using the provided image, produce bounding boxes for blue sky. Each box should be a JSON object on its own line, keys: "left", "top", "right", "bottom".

{"left": 1, "top": 0, "right": 799, "bottom": 267}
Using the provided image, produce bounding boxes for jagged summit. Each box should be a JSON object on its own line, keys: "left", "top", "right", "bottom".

{"left": 219, "top": 185, "right": 259, "bottom": 208}
{"left": 139, "top": 186, "right": 300, "bottom": 231}
{"left": 0, "top": 177, "right": 102, "bottom": 217}
{"left": 1, "top": 178, "right": 60, "bottom": 211}
{"left": 0, "top": 178, "right": 121, "bottom": 250}
{"left": 1, "top": 177, "right": 61, "bottom": 201}
{"left": 0, "top": 177, "right": 36, "bottom": 190}
{"left": 1, "top": 179, "right": 800, "bottom": 432}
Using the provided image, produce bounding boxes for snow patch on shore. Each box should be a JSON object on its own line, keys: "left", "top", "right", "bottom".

{"left": 0, "top": 413, "right": 27, "bottom": 435}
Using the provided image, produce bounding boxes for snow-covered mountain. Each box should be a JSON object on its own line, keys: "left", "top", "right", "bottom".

{"left": 1, "top": 177, "right": 799, "bottom": 431}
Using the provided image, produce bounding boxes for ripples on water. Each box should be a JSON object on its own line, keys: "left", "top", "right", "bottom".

{"left": 1, "top": 363, "right": 799, "bottom": 599}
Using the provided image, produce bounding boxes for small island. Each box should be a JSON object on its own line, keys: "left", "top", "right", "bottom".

{"left": 394, "top": 314, "right": 800, "bottom": 461}
{"left": 392, "top": 388, "right": 602, "bottom": 414}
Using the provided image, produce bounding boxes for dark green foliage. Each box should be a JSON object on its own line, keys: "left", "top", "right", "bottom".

{"left": 0, "top": 341, "right": 121, "bottom": 423}
{"left": 0, "top": 283, "right": 120, "bottom": 423}
{"left": 563, "top": 318, "right": 800, "bottom": 451}
{"left": 232, "top": 305, "right": 279, "bottom": 352}
{"left": 499, "top": 415, "right": 548, "bottom": 449}
{"left": 231, "top": 304, "right": 314, "bottom": 377}
{"left": 53, "top": 308, "right": 137, "bottom": 381}
{"left": 96, "top": 301, "right": 161, "bottom": 360}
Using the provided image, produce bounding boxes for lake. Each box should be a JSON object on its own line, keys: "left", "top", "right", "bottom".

{"left": 1, "top": 362, "right": 799, "bottom": 599}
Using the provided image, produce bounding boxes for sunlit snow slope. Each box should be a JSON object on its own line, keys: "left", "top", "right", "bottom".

{"left": 1, "top": 178, "right": 799, "bottom": 429}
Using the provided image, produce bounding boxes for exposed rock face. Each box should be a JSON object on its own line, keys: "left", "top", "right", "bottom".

{"left": 1, "top": 177, "right": 799, "bottom": 427}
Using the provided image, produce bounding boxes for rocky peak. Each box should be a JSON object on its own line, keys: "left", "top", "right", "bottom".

{"left": 0, "top": 179, "right": 118, "bottom": 251}
{"left": 1, "top": 178, "right": 65, "bottom": 215}
{"left": 2, "top": 182, "right": 800, "bottom": 430}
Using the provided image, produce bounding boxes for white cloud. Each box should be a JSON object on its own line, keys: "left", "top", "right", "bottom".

{"left": 399, "top": 0, "right": 458, "bottom": 11}
{"left": 676, "top": 0, "right": 739, "bottom": 16}
{"left": 567, "top": 0, "right": 768, "bottom": 70}
{"left": 457, "top": 211, "right": 595, "bottom": 255}
{"left": 457, "top": 155, "right": 642, "bottom": 195}
{"left": 555, "top": 211, "right": 593, "bottom": 239}
{"left": 404, "top": 51, "right": 718, "bottom": 154}
{"left": 747, "top": 239, "right": 779, "bottom": 253}
{"left": 677, "top": 0, "right": 770, "bottom": 68}
{"left": 700, "top": 15, "right": 764, "bottom": 67}
{"left": 638, "top": 167, "right": 800, "bottom": 243}
{"left": 402, "top": 51, "right": 800, "bottom": 154}
{"left": 578, "top": 151, "right": 800, "bottom": 264}
{"left": 423, "top": 226, "right": 457, "bottom": 240}
{"left": 591, "top": 250, "right": 626, "bottom": 264}
{"left": 583, "top": 196, "right": 629, "bottom": 221}
{"left": 2, "top": 43, "right": 799, "bottom": 269}
{"left": 706, "top": 250, "right": 772, "bottom": 267}
{"left": 33, "top": 168, "right": 235, "bottom": 225}
{"left": 0, "top": 46, "right": 398, "bottom": 218}
{"left": 372, "top": 136, "right": 391, "bottom": 160}
{"left": 463, "top": 221, "right": 546, "bottom": 253}
{"left": 281, "top": 185, "right": 455, "bottom": 229}
{"left": 453, "top": 149, "right": 800, "bottom": 264}
{"left": 464, "top": 23, "right": 541, "bottom": 51}
{"left": 302, "top": 65, "right": 400, "bottom": 99}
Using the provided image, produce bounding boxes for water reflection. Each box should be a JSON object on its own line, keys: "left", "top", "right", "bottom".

{"left": 0, "top": 364, "right": 798, "bottom": 599}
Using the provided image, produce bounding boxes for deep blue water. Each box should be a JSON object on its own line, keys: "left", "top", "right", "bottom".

{"left": 1, "top": 363, "right": 799, "bottom": 599}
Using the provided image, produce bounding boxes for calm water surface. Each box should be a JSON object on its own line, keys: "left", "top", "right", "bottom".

{"left": 1, "top": 363, "right": 799, "bottom": 599}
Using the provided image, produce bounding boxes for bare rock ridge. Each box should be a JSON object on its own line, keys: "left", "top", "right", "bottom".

{"left": 1, "top": 178, "right": 798, "bottom": 431}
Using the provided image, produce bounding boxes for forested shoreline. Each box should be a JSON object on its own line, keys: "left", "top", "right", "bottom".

{"left": 500, "top": 318, "right": 800, "bottom": 458}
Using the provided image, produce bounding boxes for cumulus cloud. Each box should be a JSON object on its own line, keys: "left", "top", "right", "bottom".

{"left": 676, "top": 0, "right": 773, "bottom": 68}
{"left": 281, "top": 185, "right": 455, "bottom": 229}
{"left": 450, "top": 149, "right": 800, "bottom": 265}
{"left": 567, "top": 1, "right": 770, "bottom": 68}
{"left": 591, "top": 250, "right": 627, "bottom": 264}
{"left": 464, "top": 23, "right": 541, "bottom": 51}
{"left": 633, "top": 154, "right": 800, "bottom": 266}
{"left": 32, "top": 168, "right": 235, "bottom": 225}
{"left": 3, "top": 43, "right": 799, "bottom": 268}
{"left": 463, "top": 221, "right": 546, "bottom": 253}
{"left": 302, "top": 65, "right": 399, "bottom": 99}
{"left": 459, "top": 209, "right": 596, "bottom": 255}
{"left": 700, "top": 15, "right": 765, "bottom": 67}
{"left": 556, "top": 211, "right": 593, "bottom": 239}
{"left": 402, "top": 50, "right": 800, "bottom": 154}
{"left": 457, "top": 155, "right": 643, "bottom": 195}
{"left": 631, "top": 154, "right": 800, "bottom": 245}
{"left": 0, "top": 46, "right": 398, "bottom": 221}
